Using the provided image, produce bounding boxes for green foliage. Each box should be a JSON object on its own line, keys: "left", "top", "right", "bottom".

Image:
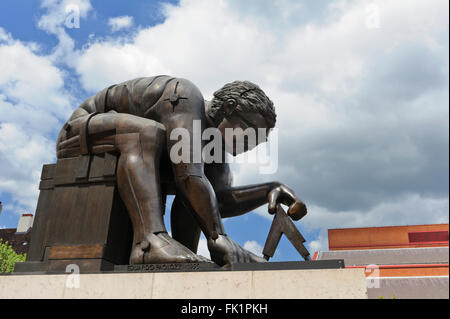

{"left": 377, "top": 295, "right": 397, "bottom": 299}
{"left": 0, "top": 239, "right": 26, "bottom": 273}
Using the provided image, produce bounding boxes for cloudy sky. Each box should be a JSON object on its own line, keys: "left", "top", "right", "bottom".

{"left": 0, "top": 0, "right": 448, "bottom": 260}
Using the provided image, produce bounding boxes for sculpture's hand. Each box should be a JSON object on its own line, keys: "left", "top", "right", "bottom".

{"left": 207, "top": 234, "right": 266, "bottom": 268}
{"left": 268, "top": 184, "right": 307, "bottom": 221}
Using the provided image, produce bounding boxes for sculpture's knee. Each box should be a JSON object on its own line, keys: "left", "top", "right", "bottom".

{"left": 138, "top": 124, "right": 166, "bottom": 152}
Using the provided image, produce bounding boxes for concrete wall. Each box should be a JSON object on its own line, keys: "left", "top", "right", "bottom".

{"left": 0, "top": 268, "right": 367, "bottom": 299}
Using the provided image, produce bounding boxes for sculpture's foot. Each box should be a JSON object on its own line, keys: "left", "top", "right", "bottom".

{"left": 208, "top": 233, "right": 267, "bottom": 268}
{"left": 130, "top": 232, "right": 212, "bottom": 264}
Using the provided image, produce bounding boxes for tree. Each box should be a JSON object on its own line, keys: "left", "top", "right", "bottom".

{"left": 0, "top": 239, "right": 26, "bottom": 273}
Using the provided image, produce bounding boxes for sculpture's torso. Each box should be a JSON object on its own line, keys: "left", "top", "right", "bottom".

{"left": 59, "top": 75, "right": 232, "bottom": 191}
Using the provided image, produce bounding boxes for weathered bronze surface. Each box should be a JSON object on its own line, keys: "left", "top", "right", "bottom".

{"left": 19, "top": 75, "right": 309, "bottom": 271}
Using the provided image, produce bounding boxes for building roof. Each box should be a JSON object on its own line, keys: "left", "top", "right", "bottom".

{"left": 0, "top": 228, "right": 31, "bottom": 255}
{"left": 328, "top": 224, "right": 449, "bottom": 250}
{"left": 328, "top": 223, "right": 449, "bottom": 231}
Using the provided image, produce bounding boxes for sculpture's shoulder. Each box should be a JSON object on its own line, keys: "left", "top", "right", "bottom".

{"left": 142, "top": 76, "right": 204, "bottom": 102}
{"left": 140, "top": 76, "right": 205, "bottom": 118}
{"left": 84, "top": 76, "right": 171, "bottom": 115}
{"left": 133, "top": 75, "right": 203, "bottom": 98}
{"left": 170, "top": 77, "right": 204, "bottom": 101}
{"left": 128, "top": 75, "right": 174, "bottom": 96}
{"left": 137, "top": 76, "right": 205, "bottom": 113}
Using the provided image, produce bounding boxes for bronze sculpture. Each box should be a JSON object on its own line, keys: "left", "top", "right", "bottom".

{"left": 55, "top": 75, "right": 307, "bottom": 268}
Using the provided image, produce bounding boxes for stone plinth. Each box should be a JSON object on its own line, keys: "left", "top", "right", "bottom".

{"left": 0, "top": 268, "right": 367, "bottom": 299}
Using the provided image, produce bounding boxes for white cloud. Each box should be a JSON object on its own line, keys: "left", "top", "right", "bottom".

{"left": 301, "top": 194, "right": 449, "bottom": 231}
{"left": 197, "top": 236, "right": 210, "bottom": 259}
{"left": 307, "top": 231, "right": 328, "bottom": 254}
{"left": 74, "top": 41, "right": 168, "bottom": 92}
{"left": 39, "top": 0, "right": 92, "bottom": 34}
{"left": 108, "top": 16, "right": 134, "bottom": 32}
{"left": 0, "top": 34, "right": 73, "bottom": 120}
{"left": 0, "top": 123, "right": 55, "bottom": 211}
{"left": 0, "top": 27, "right": 74, "bottom": 215}
{"left": 74, "top": 0, "right": 274, "bottom": 93}
{"left": 0, "top": 3, "right": 80, "bottom": 219}
{"left": 0, "top": 28, "right": 11, "bottom": 42}
{"left": 37, "top": 0, "right": 93, "bottom": 64}
{"left": 257, "top": 192, "right": 449, "bottom": 227}
{"left": 243, "top": 240, "right": 264, "bottom": 257}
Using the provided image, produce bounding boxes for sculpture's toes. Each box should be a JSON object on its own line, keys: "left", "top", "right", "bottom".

{"left": 129, "top": 245, "right": 145, "bottom": 264}
{"left": 131, "top": 232, "right": 212, "bottom": 264}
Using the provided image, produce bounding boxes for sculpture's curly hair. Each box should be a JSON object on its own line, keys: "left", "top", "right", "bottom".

{"left": 210, "top": 81, "right": 276, "bottom": 129}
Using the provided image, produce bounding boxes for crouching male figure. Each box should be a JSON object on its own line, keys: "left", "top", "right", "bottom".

{"left": 56, "top": 75, "right": 306, "bottom": 267}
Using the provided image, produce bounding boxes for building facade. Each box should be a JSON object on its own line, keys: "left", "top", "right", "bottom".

{"left": 314, "top": 223, "right": 449, "bottom": 299}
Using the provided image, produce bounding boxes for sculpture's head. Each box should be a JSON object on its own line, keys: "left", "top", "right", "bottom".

{"left": 209, "top": 81, "right": 276, "bottom": 155}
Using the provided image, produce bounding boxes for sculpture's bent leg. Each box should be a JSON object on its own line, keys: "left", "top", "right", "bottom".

{"left": 171, "top": 195, "right": 202, "bottom": 253}
{"left": 57, "top": 113, "right": 210, "bottom": 264}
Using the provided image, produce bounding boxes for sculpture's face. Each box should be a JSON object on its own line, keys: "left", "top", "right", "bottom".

{"left": 217, "top": 111, "right": 270, "bottom": 156}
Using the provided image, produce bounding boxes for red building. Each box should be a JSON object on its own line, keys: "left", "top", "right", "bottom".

{"left": 314, "top": 223, "right": 449, "bottom": 298}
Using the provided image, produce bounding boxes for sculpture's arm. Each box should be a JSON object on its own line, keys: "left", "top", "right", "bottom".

{"left": 208, "top": 163, "right": 307, "bottom": 221}
{"left": 217, "top": 183, "right": 307, "bottom": 221}
{"left": 160, "top": 78, "right": 279, "bottom": 266}
{"left": 162, "top": 86, "right": 226, "bottom": 238}
{"left": 215, "top": 182, "right": 281, "bottom": 218}
{"left": 169, "top": 160, "right": 225, "bottom": 238}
